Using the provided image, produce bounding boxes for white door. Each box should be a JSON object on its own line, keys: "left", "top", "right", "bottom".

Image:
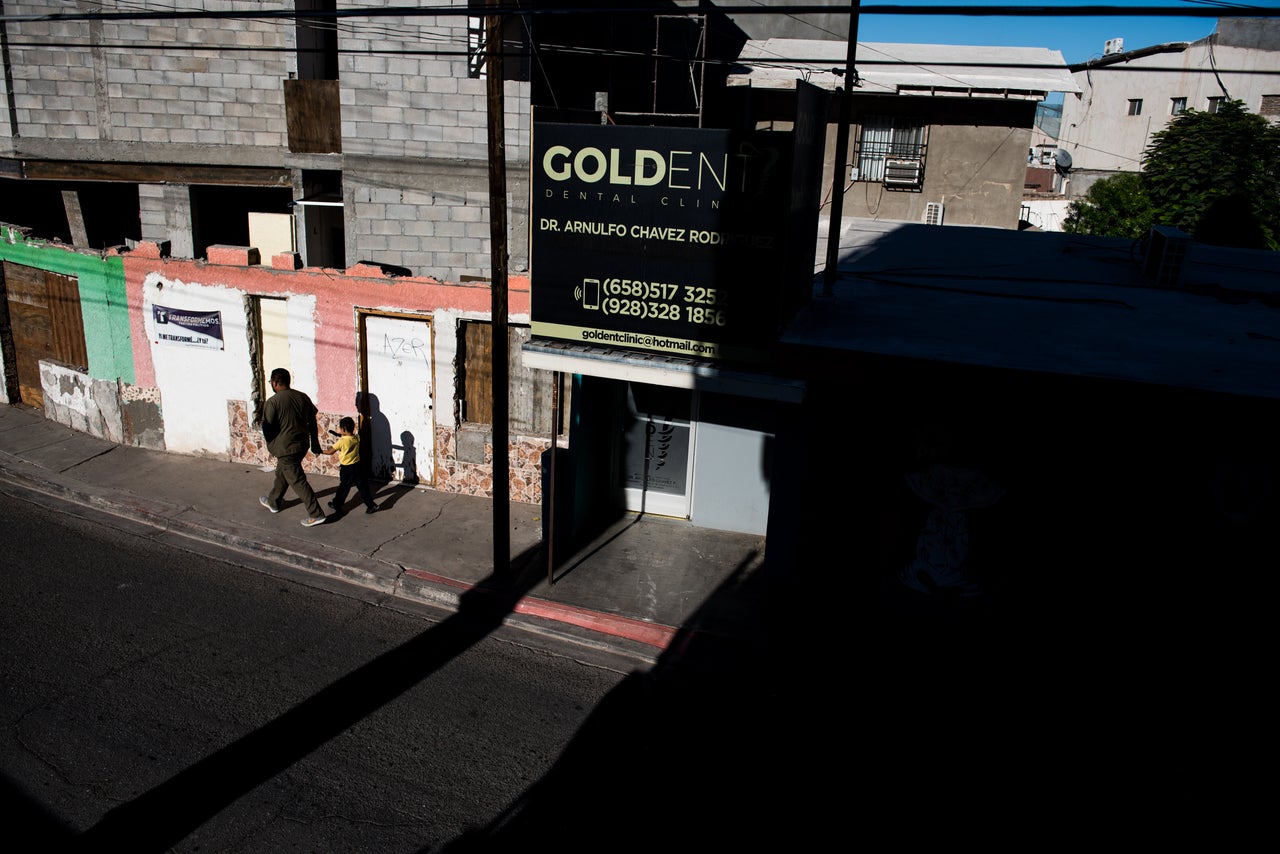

{"left": 362, "top": 314, "right": 433, "bottom": 485}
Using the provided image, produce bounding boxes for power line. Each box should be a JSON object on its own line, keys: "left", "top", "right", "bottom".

{"left": 5, "top": 37, "right": 1276, "bottom": 80}
{"left": 2, "top": 4, "right": 1276, "bottom": 25}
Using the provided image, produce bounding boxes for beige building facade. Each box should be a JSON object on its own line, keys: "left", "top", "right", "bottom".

{"left": 1058, "top": 17, "right": 1280, "bottom": 198}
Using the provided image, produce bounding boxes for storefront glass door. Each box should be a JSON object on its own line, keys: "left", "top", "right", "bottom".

{"left": 620, "top": 383, "right": 695, "bottom": 518}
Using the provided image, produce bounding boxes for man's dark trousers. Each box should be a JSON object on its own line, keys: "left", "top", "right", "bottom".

{"left": 268, "top": 452, "right": 324, "bottom": 518}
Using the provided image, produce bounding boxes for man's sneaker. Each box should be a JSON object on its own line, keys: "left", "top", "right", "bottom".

{"left": 259, "top": 496, "right": 279, "bottom": 514}
{"left": 365, "top": 504, "right": 378, "bottom": 514}
{"left": 300, "top": 516, "right": 326, "bottom": 528}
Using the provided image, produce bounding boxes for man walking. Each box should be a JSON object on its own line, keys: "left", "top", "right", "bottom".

{"left": 259, "top": 368, "right": 326, "bottom": 527}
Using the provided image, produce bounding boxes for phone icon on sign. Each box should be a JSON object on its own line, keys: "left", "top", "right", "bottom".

{"left": 581, "top": 278, "right": 600, "bottom": 310}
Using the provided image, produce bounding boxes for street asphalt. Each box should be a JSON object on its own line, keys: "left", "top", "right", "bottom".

{"left": 0, "top": 403, "right": 770, "bottom": 666}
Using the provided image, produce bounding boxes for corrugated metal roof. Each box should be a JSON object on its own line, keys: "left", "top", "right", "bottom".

{"left": 729, "top": 39, "right": 1081, "bottom": 98}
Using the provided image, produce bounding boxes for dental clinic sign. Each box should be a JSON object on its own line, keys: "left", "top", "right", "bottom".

{"left": 531, "top": 122, "right": 797, "bottom": 364}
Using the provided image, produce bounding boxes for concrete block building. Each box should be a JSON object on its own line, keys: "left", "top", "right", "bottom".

{"left": 726, "top": 39, "right": 1079, "bottom": 229}
{"left": 1058, "top": 17, "right": 1280, "bottom": 198}
{"left": 0, "top": 0, "right": 531, "bottom": 279}
{"left": 0, "top": 1, "right": 799, "bottom": 536}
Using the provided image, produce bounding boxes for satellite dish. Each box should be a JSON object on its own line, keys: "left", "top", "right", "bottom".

{"left": 1054, "top": 148, "right": 1073, "bottom": 175}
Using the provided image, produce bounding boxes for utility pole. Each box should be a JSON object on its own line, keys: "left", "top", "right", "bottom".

{"left": 485, "top": 5, "right": 510, "bottom": 572}
{"left": 823, "top": 0, "right": 860, "bottom": 297}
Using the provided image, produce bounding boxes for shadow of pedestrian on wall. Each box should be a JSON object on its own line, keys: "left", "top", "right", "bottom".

{"left": 356, "top": 392, "right": 394, "bottom": 483}
{"left": 392, "top": 430, "right": 418, "bottom": 485}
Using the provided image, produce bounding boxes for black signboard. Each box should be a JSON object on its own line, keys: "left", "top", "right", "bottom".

{"left": 531, "top": 123, "right": 796, "bottom": 364}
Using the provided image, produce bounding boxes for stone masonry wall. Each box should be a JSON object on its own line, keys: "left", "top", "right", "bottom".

{"left": 435, "top": 424, "right": 550, "bottom": 504}
{"left": 229, "top": 399, "right": 341, "bottom": 479}
{"left": 230, "top": 400, "right": 548, "bottom": 505}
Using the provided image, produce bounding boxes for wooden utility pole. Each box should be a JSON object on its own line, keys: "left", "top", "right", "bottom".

{"left": 823, "top": 1, "right": 861, "bottom": 297}
{"left": 485, "top": 7, "right": 510, "bottom": 572}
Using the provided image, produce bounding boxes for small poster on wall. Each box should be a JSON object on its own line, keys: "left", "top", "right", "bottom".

{"left": 153, "top": 305, "right": 224, "bottom": 350}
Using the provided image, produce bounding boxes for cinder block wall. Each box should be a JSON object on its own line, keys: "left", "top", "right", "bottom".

{"left": 5, "top": 1, "right": 293, "bottom": 163}
{"left": 5, "top": 1, "right": 531, "bottom": 281}
{"left": 337, "top": 3, "right": 531, "bottom": 281}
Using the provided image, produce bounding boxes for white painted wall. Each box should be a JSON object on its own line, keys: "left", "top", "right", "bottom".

{"left": 38, "top": 361, "right": 124, "bottom": 442}
{"left": 1021, "top": 199, "right": 1073, "bottom": 232}
{"left": 691, "top": 421, "right": 771, "bottom": 536}
{"left": 143, "top": 273, "right": 317, "bottom": 457}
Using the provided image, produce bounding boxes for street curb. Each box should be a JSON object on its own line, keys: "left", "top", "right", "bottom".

{"left": 0, "top": 452, "right": 674, "bottom": 660}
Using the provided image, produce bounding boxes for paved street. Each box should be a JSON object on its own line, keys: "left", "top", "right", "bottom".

{"left": 0, "top": 490, "right": 632, "bottom": 851}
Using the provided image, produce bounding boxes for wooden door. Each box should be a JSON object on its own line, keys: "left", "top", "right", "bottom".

{"left": 2, "top": 262, "right": 88, "bottom": 408}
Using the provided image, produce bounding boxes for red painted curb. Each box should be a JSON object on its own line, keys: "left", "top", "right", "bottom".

{"left": 401, "top": 567, "right": 676, "bottom": 650}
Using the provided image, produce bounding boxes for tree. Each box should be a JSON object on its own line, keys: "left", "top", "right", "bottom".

{"left": 1062, "top": 172, "right": 1152, "bottom": 239}
{"left": 1141, "top": 99, "right": 1280, "bottom": 250}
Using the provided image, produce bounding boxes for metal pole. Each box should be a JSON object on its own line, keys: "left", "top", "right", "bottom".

{"left": 547, "top": 371, "right": 561, "bottom": 584}
{"left": 823, "top": 1, "right": 861, "bottom": 297}
{"left": 486, "top": 7, "right": 510, "bottom": 572}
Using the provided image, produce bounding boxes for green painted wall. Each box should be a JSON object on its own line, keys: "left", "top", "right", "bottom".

{"left": 0, "top": 229, "right": 134, "bottom": 385}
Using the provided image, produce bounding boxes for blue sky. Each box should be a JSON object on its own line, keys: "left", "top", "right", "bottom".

{"left": 851, "top": 1, "right": 1278, "bottom": 66}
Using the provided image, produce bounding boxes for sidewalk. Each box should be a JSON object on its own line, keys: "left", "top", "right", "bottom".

{"left": 0, "top": 403, "right": 769, "bottom": 664}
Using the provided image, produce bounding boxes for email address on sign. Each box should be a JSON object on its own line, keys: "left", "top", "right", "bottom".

{"left": 581, "top": 328, "right": 719, "bottom": 356}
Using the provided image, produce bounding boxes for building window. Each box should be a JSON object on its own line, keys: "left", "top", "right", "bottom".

{"left": 1127, "top": 99, "right": 1143, "bottom": 116}
{"left": 1261, "top": 94, "right": 1280, "bottom": 117}
{"left": 466, "top": 6, "right": 530, "bottom": 82}
{"left": 1170, "top": 97, "right": 1187, "bottom": 115}
{"left": 467, "top": 15, "right": 486, "bottom": 79}
{"left": 460, "top": 321, "right": 570, "bottom": 437}
{"left": 1206, "top": 96, "right": 1225, "bottom": 114}
{"left": 853, "top": 116, "right": 927, "bottom": 183}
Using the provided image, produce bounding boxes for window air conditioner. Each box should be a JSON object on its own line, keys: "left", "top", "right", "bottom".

{"left": 924, "top": 202, "right": 944, "bottom": 225}
{"left": 883, "top": 158, "right": 923, "bottom": 188}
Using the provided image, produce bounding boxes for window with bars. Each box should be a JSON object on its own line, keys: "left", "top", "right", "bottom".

{"left": 1128, "top": 99, "right": 1143, "bottom": 116}
{"left": 1170, "top": 97, "right": 1187, "bottom": 116}
{"left": 460, "top": 321, "right": 570, "bottom": 437}
{"left": 853, "top": 116, "right": 927, "bottom": 183}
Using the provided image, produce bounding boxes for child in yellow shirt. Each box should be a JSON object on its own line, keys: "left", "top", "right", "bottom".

{"left": 322, "top": 416, "right": 378, "bottom": 515}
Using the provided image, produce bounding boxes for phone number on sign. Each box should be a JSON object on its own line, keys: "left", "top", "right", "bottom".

{"left": 602, "top": 278, "right": 727, "bottom": 306}
{"left": 601, "top": 297, "right": 726, "bottom": 326}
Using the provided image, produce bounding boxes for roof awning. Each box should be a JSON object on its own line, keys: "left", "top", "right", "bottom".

{"left": 521, "top": 339, "right": 806, "bottom": 404}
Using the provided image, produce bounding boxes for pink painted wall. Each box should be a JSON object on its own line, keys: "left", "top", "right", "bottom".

{"left": 123, "top": 245, "right": 531, "bottom": 413}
